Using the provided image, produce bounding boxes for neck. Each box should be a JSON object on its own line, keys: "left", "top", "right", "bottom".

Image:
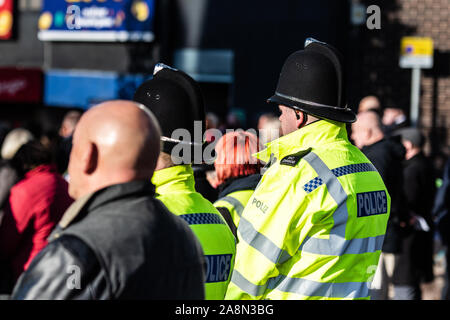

{"left": 405, "top": 147, "right": 420, "bottom": 160}
{"left": 77, "top": 170, "right": 149, "bottom": 199}
{"left": 368, "top": 130, "right": 384, "bottom": 146}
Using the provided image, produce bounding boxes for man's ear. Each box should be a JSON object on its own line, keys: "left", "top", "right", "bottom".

{"left": 295, "top": 110, "right": 305, "bottom": 128}
{"left": 82, "top": 142, "right": 98, "bottom": 175}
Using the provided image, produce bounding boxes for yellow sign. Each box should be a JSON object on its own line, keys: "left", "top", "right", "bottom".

{"left": 401, "top": 37, "right": 433, "bottom": 56}
{"left": 400, "top": 37, "right": 434, "bottom": 69}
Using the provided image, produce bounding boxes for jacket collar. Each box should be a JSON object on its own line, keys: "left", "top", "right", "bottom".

{"left": 254, "top": 119, "right": 349, "bottom": 163}
{"left": 151, "top": 165, "right": 196, "bottom": 195}
{"left": 218, "top": 174, "right": 261, "bottom": 199}
{"left": 54, "top": 180, "right": 155, "bottom": 233}
{"left": 24, "top": 164, "right": 57, "bottom": 179}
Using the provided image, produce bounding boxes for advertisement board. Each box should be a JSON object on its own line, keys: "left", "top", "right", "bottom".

{"left": 0, "top": 0, "right": 13, "bottom": 40}
{"left": 38, "top": 0, "right": 154, "bottom": 42}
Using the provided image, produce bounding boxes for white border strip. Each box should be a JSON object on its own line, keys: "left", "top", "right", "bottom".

{"left": 38, "top": 30, "right": 154, "bottom": 42}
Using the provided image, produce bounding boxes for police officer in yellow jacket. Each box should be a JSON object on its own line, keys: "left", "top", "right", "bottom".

{"left": 225, "top": 39, "right": 390, "bottom": 300}
{"left": 134, "top": 64, "right": 236, "bottom": 300}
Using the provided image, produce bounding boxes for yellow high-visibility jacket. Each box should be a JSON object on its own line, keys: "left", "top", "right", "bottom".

{"left": 225, "top": 120, "right": 390, "bottom": 300}
{"left": 152, "top": 165, "right": 236, "bottom": 300}
{"left": 214, "top": 174, "right": 261, "bottom": 230}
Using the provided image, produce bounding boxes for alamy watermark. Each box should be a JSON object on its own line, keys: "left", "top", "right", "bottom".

{"left": 166, "top": 121, "right": 281, "bottom": 166}
{"left": 366, "top": 5, "right": 381, "bottom": 30}
{"left": 66, "top": 264, "right": 81, "bottom": 290}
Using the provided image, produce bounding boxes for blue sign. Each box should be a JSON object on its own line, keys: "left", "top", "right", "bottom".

{"left": 44, "top": 70, "right": 150, "bottom": 109}
{"left": 38, "top": 0, "right": 154, "bottom": 42}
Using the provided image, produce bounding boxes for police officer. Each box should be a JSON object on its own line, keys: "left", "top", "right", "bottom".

{"left": 134, "top": 64, "right": 236, "bottom": 300}
{"left": 225, "top": 39, "right": 391, "bottom": 300}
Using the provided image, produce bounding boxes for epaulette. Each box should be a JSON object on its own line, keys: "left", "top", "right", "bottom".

{"left": 280, "top": 148, "right": 312, "bottom": 167}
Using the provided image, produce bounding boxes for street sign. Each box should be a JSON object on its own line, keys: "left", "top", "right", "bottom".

{"left": 399, "top": 37, "right": 434, "bottom": 69}
{"left": 399, "top": 36, "right": 434, "bottom": 127}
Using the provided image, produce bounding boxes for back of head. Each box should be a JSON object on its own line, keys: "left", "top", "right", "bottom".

{"left": 1, "top": 128, "right": 34, "bottom": 160}
{"left": 397, "top": 127, "right": 425, "bottom": 149}
{"left": 214, "top": 131, "right": 263, "bottom": 185}
{"left": 68, "top": 100, "right": 161, "bottom": 199}
{"left": 259, "top": 116, "right": 281, "bottom": 145}
{"left": 133, "top": 64, "right": 205, "bottom": 162}
{"left": 12, "top": 140, "right": 52, "bottom": 174}
{"left": 358, "top": 96, "right": 381, "bottom": 114}
{"left": 351, "top": 110, "right": 384, "bottom": 149}
{"left": 60, "top": 110, "right": 82, "bottom": 138}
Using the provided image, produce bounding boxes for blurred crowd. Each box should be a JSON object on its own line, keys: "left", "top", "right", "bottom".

{"left": 0, "top": 74, "right": 449, "bottom": 300}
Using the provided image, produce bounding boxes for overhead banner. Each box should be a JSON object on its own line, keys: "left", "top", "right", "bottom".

{"left": 0, "top": 0, "right": 14, "bottom": 40}
{"left": 38, "top": 0, "right": 154, "bottom": 42}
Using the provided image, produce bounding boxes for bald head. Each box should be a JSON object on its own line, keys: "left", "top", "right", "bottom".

{"left": 351, "top": 111, "right": 384, "bottom": 149}
{"left": 68, "top": 100, "right": 161, "bottom": 199}
{"left": 358, "top": 96, "right": 380, "bottom": 114}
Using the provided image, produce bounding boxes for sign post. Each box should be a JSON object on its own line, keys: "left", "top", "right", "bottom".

{"left": 399, "top": 37, "right": 434, "bottom": 127}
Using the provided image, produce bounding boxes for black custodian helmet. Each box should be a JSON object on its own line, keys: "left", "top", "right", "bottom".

{"left": 133, "top": 63, "right": 206, "bottom": 157}
{"left": 267, "top": 38, "right": 356, "bottom": 123}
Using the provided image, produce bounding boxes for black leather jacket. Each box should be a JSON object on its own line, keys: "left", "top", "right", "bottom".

{"left": 11, "top": 180, "right": 205, "bottom": 300}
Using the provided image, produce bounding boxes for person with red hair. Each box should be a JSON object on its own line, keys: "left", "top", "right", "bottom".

{"left": 213, "top": 131, "right": 263, "bottom": 237}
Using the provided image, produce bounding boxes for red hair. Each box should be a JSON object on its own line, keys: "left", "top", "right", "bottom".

{"left": 214, "top": 131, "right": 263, "bottom": 185}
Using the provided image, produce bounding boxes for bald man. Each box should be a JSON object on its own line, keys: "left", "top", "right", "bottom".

{"left": 11, "top": 100, "right": 205, "bottom": 300}
{"left": 352, "top": 110, "right": 407, "bottom": 300}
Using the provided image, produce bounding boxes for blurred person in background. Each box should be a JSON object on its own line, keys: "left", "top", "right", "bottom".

{"left": 0, "top": 128, "right": 34, "bottom": 294}
{"left": 391, "top": 128, "right": 435, "bottom": 300}
{"left": 11, "top": 100, "right": 205, "bottom": 300}
{"left": 358, "top": 95, "right": 382, "bottom": 115}
{"left": 226, "top": 111, "right": 243, "bottom": 130}
{"left": 382, "top": 107, "right": 408, "bottom": 136}
{"left": 351, "top": 110, "right": 407, "bottom": 300}
{"left": 134, "top": 64, "right": 235, "bottom": 300}
{"left": 0, "top": 140, "right": 73, "bottom": 294}
{"left": 213, "top": 131, "right": 263, "bottom": 238}
{"left": 56, "top": 110, "right": 82, "bottom": 176}
{"left": 257, "top": 112, "right": 277, "bottom": 130}
{"left": 59, "top": 111, "right": 82, "bottom": 139}
{"left": 0, "top": 122, "right": 10, "bottom": 149}
{"left": 433, "top": 157, "right": 450, "bottom": 300}
{"left": 0, "top": 128, "right": 35, "bottom": 223}
{"left": 257, "top": 113, "right": 281, "bottom": 145}
{"left": 205, "top": 112, "right": 221, "bottom": 143}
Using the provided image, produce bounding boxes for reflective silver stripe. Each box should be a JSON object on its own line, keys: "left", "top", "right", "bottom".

{"left": 238, "top": 216, "right": 291, "bottom": 264}
{"left": 301, "top": 152, "right": 385, "bottom": 255}
{"left": 219, "top": 196, "right": 245, "bottom": 217}
{"left": 299, "top": 234, "right": 385, "bottom": 256}
{"left": 303, "top": 163, "right": 378, "bottom": 193}
{"left": 230, "top": 270, "right": 267, "bottom": 297}
{"left": 231, "top": 270, "right": 370, "bottom": 299}
{"left": 303, "top": 152, "right": 348, "bottom": 238}
{"left": 270, "top": 275, "right": 370, "bottom": 299}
